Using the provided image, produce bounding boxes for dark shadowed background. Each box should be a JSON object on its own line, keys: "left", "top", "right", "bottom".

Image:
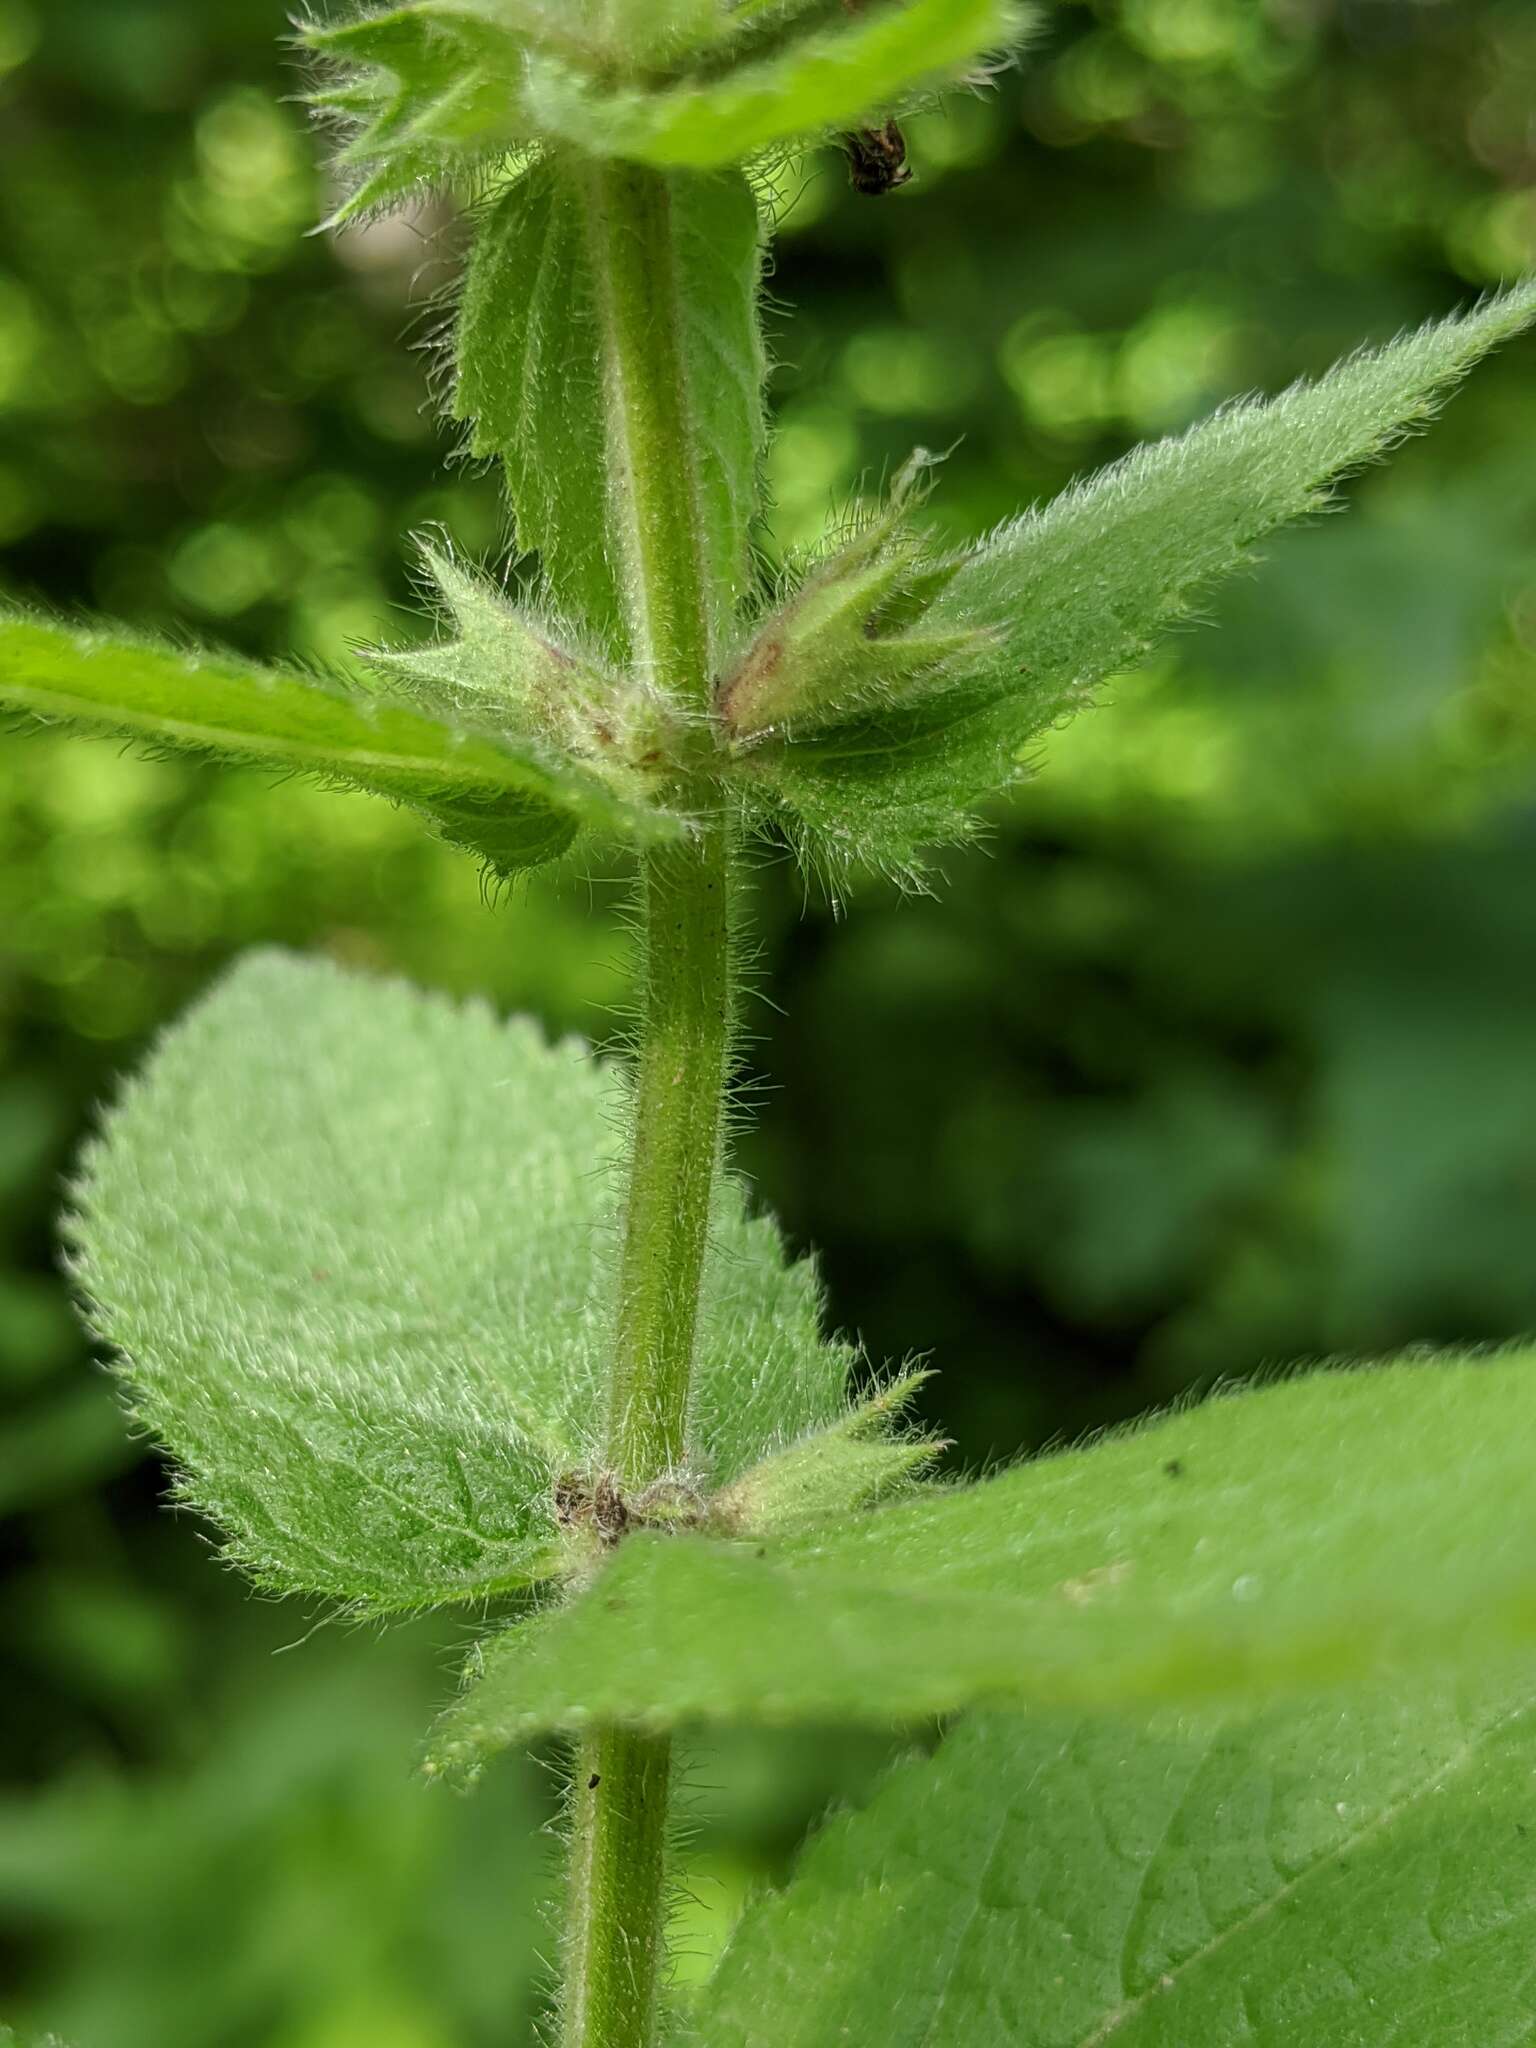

{"left": 3, "top": 0, "right": 1536, "bottom": 2039}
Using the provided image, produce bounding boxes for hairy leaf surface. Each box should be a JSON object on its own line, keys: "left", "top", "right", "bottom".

{"left": 0, "top": 612, "right": 652, "bottom": 874}
{"left": 456, "top": 157, "right": 765, "bottom": 662}
{"left": 305, "top": 0, "right": 1028, "bottom": 213}
{"left": 688, "top": 1682, "right": 1536, "bottom": 2045}
{"left": 432, "top": 1348, "right": 1536, "bottom": 1758}
{"left": 365, "top": 542, "right": 688, "bottom": 810}
{"left": 70, "top": 953, "right": 853, "bottom": 1610}
{"left": 523, "top": 0, "right": 1032, "bottom": 170}
{"left": 739, "top": 282, "right": 1536, "bottom": 883}
{"left": 305, "top": 4, "right": 534, "bottom": 221}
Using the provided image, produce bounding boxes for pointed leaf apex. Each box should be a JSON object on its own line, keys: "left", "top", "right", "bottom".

{"left": 716, "top": 462, "right": 986, "bottom": 744}
{"left": 707, "top": 1369, "right": 942, "bottom": 1539}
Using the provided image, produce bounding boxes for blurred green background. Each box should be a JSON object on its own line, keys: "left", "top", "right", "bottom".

{"left": 3, "top": 0, "right": 1536, "bottom": 2039}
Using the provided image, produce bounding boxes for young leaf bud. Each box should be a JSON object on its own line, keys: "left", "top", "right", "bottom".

{"left": 715, "top": 455, "right": 995, "bottom": 745}
{"left": 364, "top": 541, "right": 686, "bottom": 804}
{"left": 707, "top": 1369, "right": 942, "bottom": 1538}
{"left": 303, "top": 1, "right": 1033, "bottom": 221}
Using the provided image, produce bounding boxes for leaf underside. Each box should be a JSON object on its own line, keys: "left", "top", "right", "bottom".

{"left": 523, "top": 0, "right": 1034, "bottom": 170}
{"left": 432, "top": 1348, "right": 1536, "bottom": 1764}
{"left": 739, "top": 280, "right": 1536, "bottom": 884}
{"left": 455, "top": 155, "right": 766, "bottom": 663}
{"left": 687, "top": 1679, "right": 1536, "bottom": 2046}
{"left": 0, "top": 612, "right": 642, "bottom": 875}
{"left": 304, "top": 0, "right": 1031, "bottom": 217}
{"left": 68, "top": 952, "right": 854, "bottom": 1611}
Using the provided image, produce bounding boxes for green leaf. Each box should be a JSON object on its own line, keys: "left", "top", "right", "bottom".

{"left": 706, "top": 1368, "right": 940, "bottom": 1538}
{"left": 737, "top": 282, "right": 1536, "bottom": 886}
{"left": 522, "top": 0, "right": 1034, "bottom": 171}
{"left": 687, "top": 1680, "right": 1536, "bottom": 2046}
{"left": 0, "top": 611, "right": 651, "bottom": 874}
{"left": 304, "top": 4, "right": 534, "bottom": 223}
{"left": 494, "top": 0, "right": 816, "bottom": 68}
{"left": 68, "top": 952, "right": 853, "bottom": 1612}
{"left": 431, "top": 1348, "right": 1536, "bottom": 1762}
{"left": 303, "top": 2, "right": 1029, "bottom": 214}
{"left": 716, "top": 456, "right": 983, "bottom": 745}
{"left": 455, "top": 156, "right": 766, "bottom": 662}
{"left": 364, "top": 541, "right": 689, "bottom": 809}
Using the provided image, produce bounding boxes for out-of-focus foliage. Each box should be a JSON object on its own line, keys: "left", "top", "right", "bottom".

{"left": 3, "top": 0, "right": 1536, "bottom": 2041}
{"left": 1, "top": 1620, "right": 554, "bottom": 2048}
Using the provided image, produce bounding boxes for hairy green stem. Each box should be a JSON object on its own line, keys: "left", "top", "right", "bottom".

{"left": 560, "top": 161, "right": 737, "bottom": 2048}
{"left": 579, "top": 154, "right": 714, "bottom": 695}
{"left": 562, "top": 1727, "right": 674, "bottom": 2048}
{"left": 607, "top": 825, "right": 733, "bottom": 1482}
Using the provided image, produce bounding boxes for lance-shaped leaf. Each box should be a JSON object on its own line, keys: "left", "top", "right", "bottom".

{"left": 0, "top": 611, "right": 656, "bottom": 873}
{"left": 430, "top": 1347, "right": 1536, "bottom": 1765}
{"left": 456, "top": 155, "right": 766, "bottom": 662}
{"left": 68, "top": 953, "right": 855, "bottom": 1612}
{"left": 687, "top": 1681, "right": 1536, "bottom": 2047}
{"left": 736, "top": 281, "right": 1536, "bottom": 886}
{"left": 523, "top": 0, "right": 1034, "bottom": 171}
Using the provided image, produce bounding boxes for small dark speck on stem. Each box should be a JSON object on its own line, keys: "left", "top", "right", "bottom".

{"left": 1164, "top": 1459, "right": 1184, "bottom": 1479}
{"left": 588, "top": 1773, "right": 601, "bottom": 1790}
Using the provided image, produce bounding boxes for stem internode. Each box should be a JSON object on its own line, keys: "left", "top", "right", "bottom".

{"left": 560, "top": 159, "right": 739, "bottom": 2048}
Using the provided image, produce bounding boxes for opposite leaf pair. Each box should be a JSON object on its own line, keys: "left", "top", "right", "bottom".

{"left": 67, "top": 950, "right": 1536, "bottom": 1759}
{"left": 66, "top": 950, "right": 1536, "bottom": 2048}
{"left": 6, "top": 283, "right": 1535, "bottom": 890}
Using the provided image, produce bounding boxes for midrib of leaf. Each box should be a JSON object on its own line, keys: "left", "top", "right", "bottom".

{"left": 1075, "top": 1697, "right": 1536, "bottom": 2047}
{"left": 280, "top": 1425, "right": 507, "bottom": 1548}
{"left": 268, "top": 1417, "right": 495, "bottom": 1552}
{"left": 130, "top": 1346, "right": 573, "bottom": 1597}
{"left": 257, "top": 1355, "right": 574, "bottom": 1476}
{"left": 3, "top": 670, "right": 533, "bottom": 794}
{"left": 237, "top": 1474, "right": 550, "bottom": 1610}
